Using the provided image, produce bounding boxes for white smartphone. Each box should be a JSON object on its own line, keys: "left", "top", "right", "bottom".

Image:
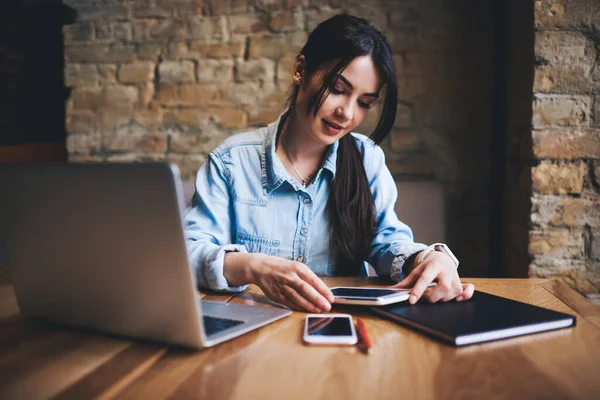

{"left": 330, "top": 287, "right": 412, "bottom": 306}
{"left": 303, "top": 314, "right": 358, "bottom": 345}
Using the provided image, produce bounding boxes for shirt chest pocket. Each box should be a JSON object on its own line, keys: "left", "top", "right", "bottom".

{"left": 236, "top": 232, "right": 280, "bottom": 256}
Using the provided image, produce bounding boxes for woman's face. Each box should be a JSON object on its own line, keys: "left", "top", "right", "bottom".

{"left": 292, "top": 55, "right": 383, "bottom": 146}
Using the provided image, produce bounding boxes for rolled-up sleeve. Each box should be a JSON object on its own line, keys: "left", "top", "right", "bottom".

{"left": 184, "top": 153, "right": 248, "bottom": 292}
{"left": 363, "top": 143, "right": 427, "bottom": 281}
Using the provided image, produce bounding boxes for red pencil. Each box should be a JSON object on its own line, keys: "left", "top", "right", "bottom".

{"left": 356, "top": 318, "right": 373, "bottom": 354}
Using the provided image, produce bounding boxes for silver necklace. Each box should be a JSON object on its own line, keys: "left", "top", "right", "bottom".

{"left": 281, "top": 137, "right": 311, "bottom": 187}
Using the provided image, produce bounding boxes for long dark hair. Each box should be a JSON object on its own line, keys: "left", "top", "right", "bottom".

{"left": 287, "top": 14, "right": 398, "bottom": 275}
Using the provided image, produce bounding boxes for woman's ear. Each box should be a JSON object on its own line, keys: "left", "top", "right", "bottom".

{"left": 293, "top": 55, "right": 306, "bottom": 85}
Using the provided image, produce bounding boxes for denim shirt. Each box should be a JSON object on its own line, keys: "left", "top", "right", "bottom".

{"left": 184, "top": 114, "right": 427, "bottom": 292}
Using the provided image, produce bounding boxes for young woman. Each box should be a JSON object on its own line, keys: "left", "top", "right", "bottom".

{"left": 184, "top": 14, "right": 474, "bottom": 313}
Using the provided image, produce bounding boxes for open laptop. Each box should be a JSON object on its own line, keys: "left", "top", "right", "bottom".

{"left": 0, "top": 163, "right": 291, "bottom": 349}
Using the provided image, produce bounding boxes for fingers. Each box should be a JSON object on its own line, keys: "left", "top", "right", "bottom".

{"left": 287, "top": 277, "right": 332, "bottom": 312}
{"left": 390, "top": 263, "right": 425, "bottom": 289}
{"left": 281, "top": 285, "right": 324, "bottom": 313}
{"left": 423, "top": 274, "right": 454, "bottom": 303}
{"left": 296, "top": 265, "right": 335, "bottom": 303}
{"left": 408, "top": 265, "right": 439, "bottom": 304}
{"left": 457, "top": 283, "right": 475, "bottom": 301}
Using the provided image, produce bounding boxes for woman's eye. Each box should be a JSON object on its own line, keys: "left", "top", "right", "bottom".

{"left": 330, "top": 87, "right": 344, "bottom": 95}
{"left": 359, "top": 101, "right": 372, "bottom": 109}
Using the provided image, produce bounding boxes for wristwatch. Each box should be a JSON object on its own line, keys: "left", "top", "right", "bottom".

{"left": 415, "top": 243, "right": 459, "bottom": 268}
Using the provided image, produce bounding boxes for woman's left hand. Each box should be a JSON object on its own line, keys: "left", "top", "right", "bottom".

{"left": 390, "top": 251, "right": 475, "bottom": 304}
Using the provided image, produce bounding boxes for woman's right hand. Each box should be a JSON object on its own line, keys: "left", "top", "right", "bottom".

{"left": 247, "top": 253, "right": 334, "bottom": 313}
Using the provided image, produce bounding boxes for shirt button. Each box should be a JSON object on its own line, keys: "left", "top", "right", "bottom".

{"left": 297, "top": 256, "right": 304, "bottom": 262}
{"left": 303, "top": 198, "right": 310, "bottom": 204}
{"left": 301, "top": 228, "right": 308, "bottom": 235}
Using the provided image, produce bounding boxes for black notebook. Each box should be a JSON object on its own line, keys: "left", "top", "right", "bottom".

{"left": 372, "top": 290, "right": 576, "bottom": 346}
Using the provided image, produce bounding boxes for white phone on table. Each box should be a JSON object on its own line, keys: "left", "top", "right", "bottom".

{"left": 303, "top": 314, "right": 357, "bottom": 345}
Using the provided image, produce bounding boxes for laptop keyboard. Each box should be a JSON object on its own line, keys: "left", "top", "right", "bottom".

{"left": 203, "top": 315, "right": 245, "bottom": 336}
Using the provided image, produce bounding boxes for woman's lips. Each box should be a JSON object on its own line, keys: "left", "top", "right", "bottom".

{"left": 323, "top": 119, "right": 344, "bottom": 135}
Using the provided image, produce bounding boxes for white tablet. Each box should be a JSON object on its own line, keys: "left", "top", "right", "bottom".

{"left": 330, "top": 287, "right": 412, "bottom": 306}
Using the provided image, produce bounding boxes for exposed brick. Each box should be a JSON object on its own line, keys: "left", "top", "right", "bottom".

{"left": 532, "top": 161, "right": 586, "bottom": 195}
{"left": 132, "top": 20, "right": 151, "bottom": 41}
{"left": 397, "top": 77, "right": 425, "bottom": 102}
{"left": 285, "top": 0, "right": 309, "bottom": 7}
{"left": 95, "top": 21, "right": 132, "bottom": 42}
{"left": 66, "top": 133, "right": 102, "bottom": 155}
{"left": 594, "top": 97, "right": 600, "bottom": 126}
{"left": 394, "top": 103, "right": 413, "bottom": 129}
{"left": 236, "top": 58, "right": 276, "bottom": 82}
{"left": 305, "top": 8, "right": 340, "bottom": 32}
{"left": 166, "top": 153, "right": 208, "bottom": 181}
{"left": 532, "top": 94, "right": 591, "bottom": 128}
{"left": 390, "top": 129, "right": 422, "bottom": 152}
{"left": 276, "top": 56, "right": 296, "bottom": 86}
{"left": 97, "top": 109, "right": 163, "bottom": 132}
{"left": 65, "top": 43, "right": 137, "bottom": 63}
{"left": 259, "top": 83, "right": 288, "bottom": 107}
{"left": 148, "top": 19, "right": 187, "bottom": 39}
{"left": 205, "top": 0, "right": 229, "bottom": 15}
{"left": 534, "top": 31, "right": 595, "bottom": 68}
{"left": 535, "top": 0, "right": 600, "bottom": 29}
{"left": 210, "top": 107, "right": 247, "bottom": 128}
{"left": 254, "top": 0, "right": 284, "bottom": 12}
{"left": 70, "top": 155, "right": 106, "bottom": 163}
{"left": 532, "top": 127, "right": 600, "bottom": 159}
{"left": 533, "top": 66, "right": 597, "bottom": 93}
{"left": 189, "top": 40, "right": 246, "bottom": 57}
{"left": 71, "top": 86, "right": 139, "bottom": 110}
{"left": 156, "top": 84, "right": 221, "bottom": 106}
{"left": 529, "top": 229, "right": 584, "bottom": 259}
{"left": 228, "top": 13, "right": 269, "bottom": 34}
{"left": 137, "top": 40, "right": 167, "bottom": 60}
{"left": 592, "top": 232, "right": 600, "bottom": 260}
{"left": 65, "top": 64, "right": 101, "bottom": 87}
{"left": 63, "top": 22, "right": 93, "bottom": 43}
{"left": 66, "top": 111, "right": 96, "bottom": 134}
{"left": 529, "top": 260, "right": 598, "bottom": 293}
{"left": 531, "top": 194, "right": 600, "bottom": 228}
{"left": 594, "top": 161, "right": 600, "bottom": 186}
{"left": 218, "top": 82, "right": 261, "bottom": 106}
{"left": 140, "top": 83, "right": 155, "bottom": 106}
{"left": 163, "top": 109, "right": 211, "bottom": 131}
{"left": 189, "top": 16, "right": 229, "bottom": 42}
{"left": 386, "top": 152, "right": 436, "bottom": 178}
{"left": 118, "top": 61, "right": 155, "bottom": 84}
{"left": 72, "top": 5, "right": 130, "bottom": 21}
{"left": 197, "top": 58, "right": 234, "bottom": 83}
{"left": 248, "top": 108, "right": 281, "bottom": 126}
{"left": 159, "top": 60, "right": 196, "bottom": 84}
{"left": 105, "top": 153, "right": 165, "bottom": 163}
{"left": 230, "top": 0, "right": 250, "bottom": 14}
{"left": 269, "top": 11, "right": 302, "bottom": 32}
{"left": 132, "top": 1, "right": 175, "bottom": 18}
{"left": 104, "top": 125, "right": 168, "bottom": 153}
{"left": 248, "top": 32, "right": 307, "bottom": 58}
{"left": 98, "top": 64, "right": 118, "bottom": 84}
{"left": 346, "top": 2, "right": 388, "bottom": 30}
{"left": 169, "top": 130, "right": 228, "bottom": 153}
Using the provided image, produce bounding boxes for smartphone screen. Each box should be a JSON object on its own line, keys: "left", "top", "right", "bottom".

{"left": 307, "top": 316, "right": 353, "bottom": 336}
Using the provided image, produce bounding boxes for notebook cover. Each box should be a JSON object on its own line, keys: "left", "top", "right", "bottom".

{"left": 372, "top": 290, "right": 576, "bottom": 346}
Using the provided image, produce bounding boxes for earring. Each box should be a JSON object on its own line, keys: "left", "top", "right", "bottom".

{"left": 294, "top": 74, "right": 301, "bottom": 85}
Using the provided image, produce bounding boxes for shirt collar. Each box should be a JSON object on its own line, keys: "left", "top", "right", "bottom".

{"left": 262, "top": 111, "right": 338, "bottom": 194}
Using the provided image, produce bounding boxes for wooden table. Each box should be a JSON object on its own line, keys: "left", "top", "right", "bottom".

{"left": 1, "top": 269, "right": 600, "bottom": 400}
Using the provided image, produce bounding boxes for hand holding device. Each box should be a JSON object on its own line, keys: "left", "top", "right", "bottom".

{"left": 243, "top": 253, "right": 334, "bottom": 313}
{"left": 392, "top": 251, "right": 474, "bottom": 304}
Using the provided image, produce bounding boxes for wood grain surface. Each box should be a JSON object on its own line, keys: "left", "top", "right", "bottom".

{"left": 1, "top": 273, "right": 599, "bottom": 400}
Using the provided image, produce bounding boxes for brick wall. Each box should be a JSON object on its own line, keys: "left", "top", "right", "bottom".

{"left": 530, "top": 0, "right": 600, "bottom": 304}
{"left": 63, "top": 0, "right": 495, "bottom": 277}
